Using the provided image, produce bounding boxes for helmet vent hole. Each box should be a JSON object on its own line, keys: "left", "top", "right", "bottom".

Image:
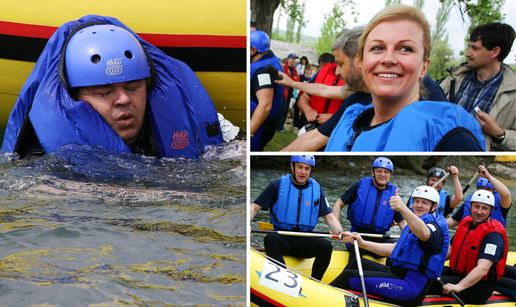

{"left": 91, "top": 54, "right": 101, "bottom": 64}
{"left": 92, "top": 31, "right": 97, "bottom": 34}
{"left": 125, "top": 51, "right": 133, "bottom": 59}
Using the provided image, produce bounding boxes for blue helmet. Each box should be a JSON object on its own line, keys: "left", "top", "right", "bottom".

{"left": 372, "top": 157, "right": 393, "bottom": 172}
{"left": 250, "top": 30, "right": 270, "bottom": 53}
{"left": 477, "top": 177, "right": 494, "bottom": 190}
{"left": 291, "top": 155, "right": 315, "bottom": 167}
{"left": 65, "top": 24, "right": 151, "bottom": 88}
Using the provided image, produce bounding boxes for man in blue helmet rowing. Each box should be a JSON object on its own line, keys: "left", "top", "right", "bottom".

{"left": 333, "top": 157, "right": 405, "bottom": 261}
{"left": 447, "top": 165, "right": 511, "bottom": 228}
{"left": 3, "top": 15, "right": 223, "bottom": 158}
{"left": 250, "top": 155, "right": 345, "bottom": 280}
{"left": 250, "top": 30, "right": 284, "bottom": 151}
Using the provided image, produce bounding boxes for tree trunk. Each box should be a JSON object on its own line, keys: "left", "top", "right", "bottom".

{"left": 251, "top": 0, "right": 281, "bottom": 37}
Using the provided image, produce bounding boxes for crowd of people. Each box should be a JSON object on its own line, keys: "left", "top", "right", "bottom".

{"left": 250, "top": 4, "right": 515, "bottom": 152}
{"left": 251, "top": 155, "right": 514, "bottom": 306}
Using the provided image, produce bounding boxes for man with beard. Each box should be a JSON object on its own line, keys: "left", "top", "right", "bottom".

{"left": 332, "top": 157, "right": 405, "bottom": 261}
{"left": 296, "top": 28, "right": 362, "bottom": 131}
{"left": 276, "top": 26, "right": 447, "bottom": 152}
{"left": 440, "top": 23, "right": 516, "bottom": 151}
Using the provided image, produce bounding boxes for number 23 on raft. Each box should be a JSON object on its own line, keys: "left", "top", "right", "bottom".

{"left": 259, "top": 259, "right": 302, "bottom": 298}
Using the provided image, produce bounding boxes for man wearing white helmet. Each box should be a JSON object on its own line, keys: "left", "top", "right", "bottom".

{"left": 429, "top": 189, "right": 509, "bottom": 304}
{"left": 332, "top": 157, "right": 405, "bottom": 260}
{"left": 250, "top": 155, "right": 345, "bottom": 280}
{"left": 331, "top": 186, "right": 449, "bottom": 307}
{"left": 448, "top": 165, "right": 511, "bottom": 228}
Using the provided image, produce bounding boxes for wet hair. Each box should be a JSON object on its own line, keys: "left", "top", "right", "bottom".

{"left": 318, "top": 53, "right": 335, "bottom": 66}
{"left": 332, "top": 26, "right": 366, "bottom": 59}
{"left": 470, "top": 23, "right": 516, "bottom": 62}
{"left": 358, "top": 4, "right": 432, "bottom": 62}
{"left": 300, "top": 56, "right": 309, "bottom": 65}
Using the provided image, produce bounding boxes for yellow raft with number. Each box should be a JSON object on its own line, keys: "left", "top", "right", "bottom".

{"left": 250, "top": 248, "right": 516, "bottom": 307}
{"left": 0, "top": 0, "right": 246, "bottom": 130}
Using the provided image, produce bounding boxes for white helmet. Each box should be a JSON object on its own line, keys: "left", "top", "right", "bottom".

{"left": 412, "top": 186, "right": 440, "bottom": 205}
{"left": 470, "top": 190, "right": 495, "bottom": 207}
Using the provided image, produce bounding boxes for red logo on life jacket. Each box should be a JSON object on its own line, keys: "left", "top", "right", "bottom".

{"left": 171, "top": 130, "right": 189, "bottom": 149}
{"left": 305, "top": 201, "right": 311, "bottom": 206}
{"left": 383, "top": 200, "right": 388, "bottom": 205}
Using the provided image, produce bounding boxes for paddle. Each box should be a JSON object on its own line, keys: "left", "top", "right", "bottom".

{"left": 354, "top": 239, "right": 369, "bottom": 307}
{"left": 437, "top": 277, "right": 465, "bottom": 306}
{"left": 431, "top": 171, "right": 450, "bottom": 188}
{"left": 252, "top": 228, "right": 400, "bottom": 239}
{"left": 462, "top": 170, "right": 481, "bottom": 194}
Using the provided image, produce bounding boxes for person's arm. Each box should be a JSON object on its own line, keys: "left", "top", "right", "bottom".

{"left": 442, "top": 259, "right": 494, "bottom": 295}
{"left": 343, "top": 232, "right": 395, "bottom": 257}
{"left": 474, "top": 109, "right": 505, "bottom": 140}
{"left": 316, "top": 113, "right": 333, "bottom": 125}
{"left": 323, "top": 212, "right": 344, "bottom": 235}
{"left": 250, "top": 203, "right": 264, "bottom": 223}
{"left": 280, "top": 128, "right": 329, "bottom": 151}
{"left": 297, "top": 93, "right": 318, "bottom": 122}
{"left": 390, "top": 189, "right": 431, "bottom": 241}
{"left": 332, "top": 198, "right": 346, "bottom": 221}
{"left": 397, "top": 220, "right": 407, "bottom": 232}
{"left": 479, "top": 165, "right": 511, "bottom": 209}
{"left": 447, "top": 217, "right": 460, "bottom": 229}
{"left": 448, "top": 165, "right": 463, "bottom": 209}
{"left": 275, "top": 71, "right": 345, "bottom": 99}
{"left": 250, "top": 88, "right": 274, "bottom": 134}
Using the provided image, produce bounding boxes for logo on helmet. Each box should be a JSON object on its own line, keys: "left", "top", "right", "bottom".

{"left": 106, "top": 58, "right": 123, "bottom": 76}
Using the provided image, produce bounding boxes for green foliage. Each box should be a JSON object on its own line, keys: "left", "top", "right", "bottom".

{"left": 295, "top": 0, "right": 308, "bottom": 43}
{"left": 413, "top": 0, "right": 426, "bottom": 9}
{"left": 427, "top": 39, "right": 455, "bottom": 81}
{"left": 278, "top": 0, "right": 309, "bottom": 43}
{"left": 264, "top": 130, "right": 298, "bottom": 151}
{"left": 444, "top": 0, "right": 506, "bottom": 56}
{"left": 315, "top": 0, "right": 356, "bottom": 55}
{"left": 271, "top": 31, "right": 286, "bottom": 41}
{"left": 385, "top": 0, "right": 402, "bottom": 6}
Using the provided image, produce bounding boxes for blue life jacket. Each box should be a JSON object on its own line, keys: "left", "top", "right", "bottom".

{"left": 271, "top": 175, "right": 321, "bottom": 232}
{"left": 409, "top": 189, "right": 448, "bottom": 217}
{"left": 2, "top": 15, "right": 223, "bottom": 158}
{"left": 347, "top": 177, "right": 397, "bottom": 233}
{"left": 325, "top": 101, "right": 486, "bottom": 151}
{"left": 462, "top": 192, "right": 505, "bottom": 226}
{"left": 392, "top": 214, "right": 449, "bottom": 280}
{"left": 250, "top": 52, "right": 284, "bottom": 120}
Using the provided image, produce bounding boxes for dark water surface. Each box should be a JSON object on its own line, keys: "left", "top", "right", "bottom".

{"left": 251, "top": 167, "right": 516, "bottom": 251}
{"left": 0, "top": 142, "right": 246, "bottom": 306}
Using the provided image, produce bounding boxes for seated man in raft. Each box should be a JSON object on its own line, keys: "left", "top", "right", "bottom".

{"left": 2, "top": 15, "right": 223, "bottom": 158}
{"left": 331, "top": 186, "right": 449, "bottom": 307}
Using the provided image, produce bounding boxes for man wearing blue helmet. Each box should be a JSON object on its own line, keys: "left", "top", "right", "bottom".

{"left": 250, "top": 30, "right": 284, "bottom": 151}
{"left": 448, "top": 165, "right": 511, "bottom": 228}
{"left": 250, "top": 155, "right": 345, "bottom": 280}
{"left": 333, "top": 157, "right": 405, "bottom": 259}
{"left": 3, "top": 16, "right": 223, "bottom": 158}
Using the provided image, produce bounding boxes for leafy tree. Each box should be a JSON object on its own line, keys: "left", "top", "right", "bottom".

{"left": 315, "top": 0, "right": 356, "bottom": 55}
{"left": 295, "top": 0, "right": 308, "bottom": 43}
{"left": 385, "top": 0, "right": 402, "bottom": 6}
{"left": 251, "top": 0, "right": 282, "bottom": 37}
{"left": 413, "top": 0, "right": 425, "bottom": 8}
{"left": 427, "top": 38, "right": 455, "bottom": 81}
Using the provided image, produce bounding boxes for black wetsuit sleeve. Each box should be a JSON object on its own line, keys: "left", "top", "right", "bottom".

{"left": 418, "top": 221, "right": 444, "bottom": 254}
{"left": 443, "top": 195, "right": 454, "bottom": 217}
{"left": 251, "top": 67, "right": 276, "bottom": 102}
{"left": 253, "top": 179, "right": 280, "bottom": 210}
{"left": 451, "top": 203, "right": 466, "bottom": 222}
{"left": 320, "top": 189, "right": 333, "bottom": 216}
{"left": 340, "top": 182, "right": 360, "bottom": 205}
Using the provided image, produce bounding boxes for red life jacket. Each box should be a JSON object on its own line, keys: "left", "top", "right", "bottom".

{"left": 449, "top": 216, "right": 508, "bottom": 281}
{"left": 309, "top": 63, "right": 345, "bottom": 114}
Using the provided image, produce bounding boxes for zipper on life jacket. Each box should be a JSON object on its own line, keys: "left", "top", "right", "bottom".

{"left": 347, "top": 131, "right": 360, "bottom": 151}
